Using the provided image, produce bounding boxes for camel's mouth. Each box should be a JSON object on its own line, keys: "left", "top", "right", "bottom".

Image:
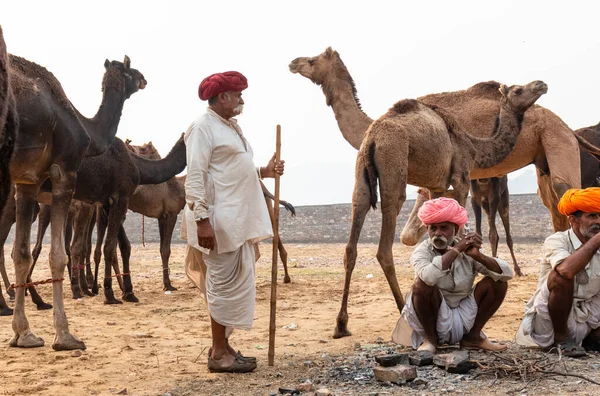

{"left": 138, "top": 78, "right": 147, "bottom": 90}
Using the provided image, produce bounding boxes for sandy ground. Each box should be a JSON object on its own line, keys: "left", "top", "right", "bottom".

{"left": 0, "top": 242, "right": 584, "bottom": 395}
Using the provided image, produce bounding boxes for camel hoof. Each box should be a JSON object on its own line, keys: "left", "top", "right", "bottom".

{"left": 515, "top": 268, "right": 524, "bottom": 277}
{"left": 163, "top": 285, "right": 178, "bottom": 292}
{"left": 82, "top": 290, "right": 95, "bottom": 297}
{"left": 52, "top": 333, "right": 86, "bottom": 351}
{"left": 91, "top": 286, "right": 99, "bottom": 295}
{"left": 36, "top": 302, "right": 53, "bottom": 311}
{"left": 104, "top": 299, "right": 123, "bottom": 305}
{"left": 0, "top": 306, "right": 13, "bottom": 316}
{"left": 9, "top": 331, "right": 45, "bottom": 348}
{"left": 283, "top": 276, "right": 291, "bottom": 284}
{"left": 333, "top": 325, "right": 352, "bottom": 339}
{"left": 72, "top": 290, "right": 83, "bottom": 300}
{"left": 8, "top": 289, "right": 15, "bottom": 300}
{"left": 123, "top": 293, "right": 139, "bottom": 303}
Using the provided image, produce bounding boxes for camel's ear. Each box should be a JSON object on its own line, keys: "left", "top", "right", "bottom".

{"left": 125, "top": 138, "right": 132, "bottom": 145}
{"left": 325, "top": 47, "right": 334, "bottom": 58}
{"left": 124, "top": 55, "right": 131, "bottom": 70}
{"left": 104, "top": 59, "right": 110, "bottom": 69}
{"left": 499, "top": 84, "right": 509, "bottom": 97}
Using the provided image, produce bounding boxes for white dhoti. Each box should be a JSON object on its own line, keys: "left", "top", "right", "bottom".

{"left": 516, "top": 282, "right": 600, "bottom": 347}
{"left": 392, "top": 290, "right": 478, "bottom": 349}
{"left": 185, "top": 242, "right": 257, "bottom": 337}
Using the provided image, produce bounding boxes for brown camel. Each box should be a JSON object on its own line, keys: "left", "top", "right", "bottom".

{"left": 289, "top": 48, "right": 600, "bottom": 244}
{"left": 335, "top": 80, "right": 547, "bottom": 338}
{"left": 470, "top": 177, "right": 522, "bottom": 276}
{"left": 575, "top": 123, "right": 600, "bottom": 188}
{"left": 0, "top": 26, "right": 18, "bottom": 316}
{"left": 8, "top": 54, "right": 146, "bottom": 350}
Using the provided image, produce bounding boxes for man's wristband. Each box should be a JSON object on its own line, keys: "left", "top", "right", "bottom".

{"left": 448, "top": 246, "right": 461, "bottom": 255}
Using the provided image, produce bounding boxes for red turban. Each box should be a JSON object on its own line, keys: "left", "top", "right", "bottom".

{"left": 417, "top": 197, "right": 468, "bottom": 228}
{"left": 557, "top": 188, "right": 600, "bottom": 216}
{"left": 198, "top": 71, "right": 248, "bottom": 101}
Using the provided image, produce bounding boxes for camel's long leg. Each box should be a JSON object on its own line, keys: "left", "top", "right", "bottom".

{"left": 158, "top": 214, "right": 178, "bottom": 291}
{"left": 118, "top": 225, "right": 138, "bottom": 302}
{"left": 103, "top": 199, "right": 129, "bottom": 304}
{"left": 334, "top": 156, "right": 384, "bottom": 339}
{"left": 85, "top": 208, "right": 96, "bottom": 290}
{"left": 0, "top": 193, "right": 16, "bottom": 300}
{"left": 92, "top": 206, "right": 107, "bottom": 295}
{"left": 470, "top": 181, "right": 484, "bottom": 236}
{"left": 9, "top": 183, "right": 45, "bottom": 348}
{"left": 70, "top": 203, "right": 95, "bottom": 298}
{"left": 265, "top": 197, "right": 291, "bottom": 283}
{"left": 498, "top": 182, "right": 522, "bottom": 276}
{"left": 487, "top": 180, "right": 501, "bottom": 258}
{"left": 31, "top": 203, "right": 50, "bottom": 266}
{"left": 48, "top": 169, "right": 85, "bottom": 351}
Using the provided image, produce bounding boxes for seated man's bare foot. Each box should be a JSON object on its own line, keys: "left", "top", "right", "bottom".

{"left": 417, "top": 339, "right": 437, "bottom": 354}
{"left": 461, "top": 336, "right": 507, "bottom": 351}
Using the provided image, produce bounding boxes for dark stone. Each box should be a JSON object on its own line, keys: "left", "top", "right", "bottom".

{"left": 375, "top": 353, "right": 409, "bottom": 367}
{"left": 409, "top": 351, "right": 434, "bottom": 366}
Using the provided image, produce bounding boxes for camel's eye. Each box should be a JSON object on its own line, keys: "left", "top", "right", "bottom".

{"left": 308, "top": 59, "right": 315, "bottom": 66}
{"left": 514, "top": 88, "right": 523, "bottom": 95}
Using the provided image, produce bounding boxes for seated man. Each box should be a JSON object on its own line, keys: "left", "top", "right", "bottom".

{"left": 516, "top": 188, "right": 600, "bottom": 357}
{"left": 392, "top": 197, "right": 513, "bottom": 353}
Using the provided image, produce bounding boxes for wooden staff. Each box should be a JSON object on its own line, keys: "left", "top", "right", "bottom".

{"left": 268, "top": 125, "right": 281, "bottom": 366}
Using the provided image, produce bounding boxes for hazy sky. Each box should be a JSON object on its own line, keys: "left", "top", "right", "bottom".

{"left": 3, "top": 0, "right": 599, "bottom": 205}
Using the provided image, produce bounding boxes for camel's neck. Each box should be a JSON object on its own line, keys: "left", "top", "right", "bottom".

{"left": 322, "top": 75, "right": 373, "bottom": 150}
{"left": 471, "top": 105, "right": 524, "bottom": 169}
{"left": 132, "top": 137, "right": 186, "bottom": 185}
{"left": 74, "top": 84, "right": 127, "bottom": 156}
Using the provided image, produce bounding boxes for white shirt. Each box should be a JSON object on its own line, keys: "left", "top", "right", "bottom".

{"left": 183, "top": 108, "right": 273, "bottom": 254}
{"left": 411, "top": 238, "right": 513, "bottom": 308}
{"left": 531, "top": 229, "right": 600, "bottom": 304}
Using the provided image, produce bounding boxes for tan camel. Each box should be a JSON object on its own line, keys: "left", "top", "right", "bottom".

{"left": 289, "top": 47, "right": 597, "bottom": 242}
{"left": 329, "top": 80, "right": 546, "bottom": 338}
{"left": 8, "top": 54, "right": 146, "bottom": 350}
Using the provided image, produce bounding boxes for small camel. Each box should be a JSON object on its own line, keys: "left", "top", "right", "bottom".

{"left": 470, "top": 177, "right": 522, "bottom": 276}
{"left": 0, "top": 26, "right": 18, "bottom": 316}
{"left": 334, "top": 81, "right": 547, "bottom": 339}
{"left": 289, "top": 48, "right": 600, "bottom": 243}
{"left": 8, "top": 54, "right": 146, "bottom": 350}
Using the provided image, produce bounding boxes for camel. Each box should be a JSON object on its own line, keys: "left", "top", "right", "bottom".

{"left": 0, "top": 26, "right": 18, "bottom": 316}
{"left": 470, "top": 177, "right": 522, "bottom": 276}
{"left": 7, "top": 54, "right": 146, "bottom": 350}
{"left": 289, "top": 48, "right": 600, "bottom": 245}
{"left": 575, "top": 123, "right": 600, "bottom": 188}
{"left": 338, "top": 80, "right": 547, "bottom": 338}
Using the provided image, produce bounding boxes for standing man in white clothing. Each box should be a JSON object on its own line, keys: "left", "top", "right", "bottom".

{"left": 183, "top": 71, "right": 284, "bottom": 373}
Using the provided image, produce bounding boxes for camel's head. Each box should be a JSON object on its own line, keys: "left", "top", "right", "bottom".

{"left": 126, "top": 139, "right": 161, "bottom": 160}
{"left": 289, "top": 47, "right": 339, "bottom": 85}
{"left": 499, "top": 80, "right": 547, "bottom": 114}
{"left": 102, "top": 55, "right": 147, "bottom": 99}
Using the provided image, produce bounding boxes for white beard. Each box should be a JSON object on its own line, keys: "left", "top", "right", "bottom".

{"left": 233, "top": 104, "right": 244, "bottom": 115}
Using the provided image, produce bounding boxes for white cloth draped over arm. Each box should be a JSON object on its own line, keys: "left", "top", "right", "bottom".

{"left": 184, "top": 122, "right": 213, "bottom": 222}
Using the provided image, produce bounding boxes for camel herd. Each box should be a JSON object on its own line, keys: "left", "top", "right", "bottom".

{"left": 2, "top": 28, "right": 600, "bottom": 349}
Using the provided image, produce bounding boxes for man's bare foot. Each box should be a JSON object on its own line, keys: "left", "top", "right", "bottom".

{"left": 418, "top": 339, "right": 437, "bottom": 354}
{"left": 461, "top": 337, "right": 507, "bottom": 351}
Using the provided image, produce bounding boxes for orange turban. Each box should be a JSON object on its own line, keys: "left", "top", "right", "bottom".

{"left": 557, "top": 188, "right": 600, "bottom": 216}
{"left": 417, "top": 197, "right": 468, "bottom": 228}
{"left": 198, "top": 71, "right": 248, "bottom": 101}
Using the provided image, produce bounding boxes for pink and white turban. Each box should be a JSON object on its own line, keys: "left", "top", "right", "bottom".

{"left": 417, "top": 197, "right": 468, "bottom": 228}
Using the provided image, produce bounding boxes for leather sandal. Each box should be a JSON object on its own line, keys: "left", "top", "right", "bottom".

{"left": 460, "top": 338, "right": 508, "bottom": 351}
{"left": 552, "top": 339, "right": 586, "bottom": 358}
{"left": 208, "top": 355, "right": 257, "bottom": 373}
{"left": 208, "top": 347, "right": 257, "bottom": 363}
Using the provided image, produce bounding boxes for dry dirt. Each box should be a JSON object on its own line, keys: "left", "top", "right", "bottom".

{"left": 1, "top": 242, "right": 599, "bottom": 395}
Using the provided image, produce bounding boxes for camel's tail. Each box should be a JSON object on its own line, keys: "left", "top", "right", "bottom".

{"left": 575, "top": 133, "right": 600, "bottom": 161}
{"left": 363, "top": 141, "right": 379, "bottom": 210}
{"left": 260, "top": 180, "right": 296, "bottom": 216}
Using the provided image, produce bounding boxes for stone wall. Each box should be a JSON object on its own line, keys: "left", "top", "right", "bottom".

{"left": 5, "top": 193, "right": 554, "bottom": 246}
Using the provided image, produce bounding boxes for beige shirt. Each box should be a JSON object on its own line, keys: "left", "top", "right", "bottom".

{"left": 411, "top": 238, "right": 513, "bottom": 308}
{"left": 531, "top": 229, "right": 600, "bottom": 305}
{"left": 183, "top": 108, "right": 272, "bottom": 254}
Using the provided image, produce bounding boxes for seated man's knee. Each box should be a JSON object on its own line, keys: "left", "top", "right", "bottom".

{"left": 413, "top": 277, "right": 436, "bottom": 296}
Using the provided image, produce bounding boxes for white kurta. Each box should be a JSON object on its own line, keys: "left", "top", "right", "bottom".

{"left": 516, "top": 229, "right": 600, "bottom": 347}
{"left": 392, "top": 239, "right": 513, "bottom": 348}
{"left": 181, "top": 108, "right": 272, "bottom": 333}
